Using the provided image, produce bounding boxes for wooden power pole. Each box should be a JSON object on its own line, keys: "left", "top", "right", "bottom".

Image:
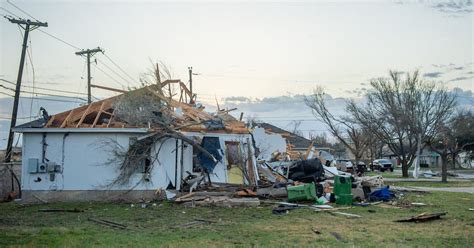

{"left": 188, "top": 66, "right": 193, "bottom": 99}
{"left": 75, "top": 47, "right": 103, "bottom": 104}
{"left": 4, "top": 18, "right": 47, "bottom": 164}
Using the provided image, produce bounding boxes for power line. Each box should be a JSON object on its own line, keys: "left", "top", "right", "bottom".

{"left": 101, "top": 53, "right": 136, "bottom": 83}
{"left": 26, "top": 33, "right": 36, "bottom": 118}
{"left": 0, "top": 91, "right": 85, "bottom": 103}
{"left": 0, "top": 84, "right": 87, "bottom": 101}
{"left": 0, "top": 79, "right": 89, "bottom": 96}
{"left": 93, "top": 63, "right": 127, "bottom": 89}
{"left": 36, "top": 29, "right": 80, "bottom": 50}
{"left": 0, "top": 115, "right": 37, "bottom": 120}
{"left": 95, "top": 58, "right": 132, "bottom": 86}
{"left": 0, "top": 7, "right": 21, "bottom": 19}
{"left": 7, "top": 0, "right": 39, "bottom": 21}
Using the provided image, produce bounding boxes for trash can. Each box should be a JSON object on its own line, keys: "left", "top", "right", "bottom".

{"left": 335, "top": 194, "right": 353, "bottom": 205}
{"left": 287, "top": 182, "right": 317, "bottom": 202}
{"left": 334, "top": 175, "right": 352, "bottom": 195}
{"left": 334, "top": 175, "right": 352, "bottom": 205}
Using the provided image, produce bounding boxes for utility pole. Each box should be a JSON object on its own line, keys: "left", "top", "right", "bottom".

{"left": 75, "top": 47, "right": 103, "bottom": 104}
{"left": 188, "top": 66, "right": 193, "bottom": 104}
{"left": 4, "top": 18, "right": 48, "bottom": 164}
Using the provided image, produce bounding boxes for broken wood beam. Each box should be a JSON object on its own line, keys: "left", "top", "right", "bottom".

{"left": 88, "top": 218, "right": 127, "bottom": 229}
{"left": 91, "top": 84, "right": 127, "bottom": 93}
{"left": 38, "top": 208, "right": 84, "bottom": 213}
{"left": 395, "top": 212, "right": 447, "bottom": 223}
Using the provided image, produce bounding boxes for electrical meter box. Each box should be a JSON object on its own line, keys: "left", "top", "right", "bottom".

{"left": 28, "top": 158, "right": 39, "bottom": 173}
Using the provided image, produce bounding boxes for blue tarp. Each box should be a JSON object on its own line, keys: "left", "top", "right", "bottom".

{"left": 368, "top": 186, "right": 395, "bottom": 202}
{"left": 197, "top": 137, "right": 222, "bottom": 173}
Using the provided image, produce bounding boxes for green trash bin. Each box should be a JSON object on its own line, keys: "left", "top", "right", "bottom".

{"left": 335, "top": 193, "right": 353, "bottom": 205}
{"left": 287, "top": 182, "right": 317, "bottom": 202}
{"left": 334, "top": 175, "right": 352, "bottom": 195}
{"left": 334, "top": 175, "right": 353, "bottom": 205}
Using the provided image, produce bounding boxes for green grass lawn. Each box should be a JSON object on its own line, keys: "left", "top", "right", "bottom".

{"left": 1, "top": 191, "right": 473, "bottom": 247}
{"left": 387, "top": 180, "right": 474, "bottom": 188}
{"left": 365, "top": 171, "right": 402, "bottom": 178}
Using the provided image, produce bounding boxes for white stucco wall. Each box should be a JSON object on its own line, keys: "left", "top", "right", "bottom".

{"left": 20, "top": 130, "right": 259, "bottom": 192}
{"left": 21, "top": 132, "right": 162, "bottom": 191}
{"left": 251, "top": 127, "right": 287, "bottom": 161}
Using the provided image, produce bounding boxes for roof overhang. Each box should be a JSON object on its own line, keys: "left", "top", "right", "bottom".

{"left": 12, "top": 128, "right": 150, "bottom": 134}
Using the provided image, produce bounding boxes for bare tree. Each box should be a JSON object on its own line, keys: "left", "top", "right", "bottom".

{"left": 305, "top": 87, "right": 372, "bottom": 165}
{"left": 310, "top": 133, "right": 332, "bottom": 148}
{"left": 289, "top": 120, "right": 303, "bottom": 136}
{"left": 426, "top": 110, "right": 474, "bottom": 182}
{"left": 346, "top": 71, "right": 457, "bottom": 177}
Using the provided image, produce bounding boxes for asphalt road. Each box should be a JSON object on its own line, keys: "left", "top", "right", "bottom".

{"left": 409, "top": 187, "right": 474, "bottom": 193}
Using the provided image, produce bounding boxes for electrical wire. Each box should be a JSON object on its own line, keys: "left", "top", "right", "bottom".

{"left": 0, "top": 84, "right": 87, "bottom": 101}
{"left": 95, "top": 58, "right": 133, "bottom": 86}
{"left": 36, "top": 29, "right": 80, "bottom": 50}
{"left": 0, "top": 115, "right": 37, "bottom": 120}
{"left": 93, "top": 64, "right": 127, "bottom": 88}
{"left": 0, "top": 91, "right": 85, "bottom": 103}
{"left": 101, "top": 53, "right": 136, "bottom": 83}
{"left": 0, "top": 79, "right": 89, "bottom": 96}
{"left": 26, "top": 34, "right": 36, "bottom": 119}
{"left": 7, "top": 0, "right": 39, "bottom": 21}
{"left": 34, "top": 30, "right": 137, "bottom": 90}
{"left": 0, "top": 6, "right": 21, "bottom": 19}
{"left": 3, "top": 6, "right": 136, "bottom": 92}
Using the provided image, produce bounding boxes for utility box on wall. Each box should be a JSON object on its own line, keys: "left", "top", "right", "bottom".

{"left": 28, "top": 158, "right": 39, "bottom": 173}
{"left": 27, "top": 159, "right": 61, "bottom": 174}
{"left": 38, "top": 163, "right": 47, "bottom": 173}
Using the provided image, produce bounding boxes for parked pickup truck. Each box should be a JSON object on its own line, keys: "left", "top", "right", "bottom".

{"left": 370, "top": 159, "right": 394, "bottom": 172}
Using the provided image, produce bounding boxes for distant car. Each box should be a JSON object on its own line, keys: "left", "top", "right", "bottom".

{"left": 335, "top": 159, "right": 354, "bottom": 172}
{"left": 370, "top": 159, "right": 394, "bottom": 172}
{"left": 355, "top": 161, "right": 367, "bottom": 174}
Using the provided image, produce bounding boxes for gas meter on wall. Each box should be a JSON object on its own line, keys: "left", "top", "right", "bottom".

{"left": 27, "top": 159, "right": 61, "bottom": 173}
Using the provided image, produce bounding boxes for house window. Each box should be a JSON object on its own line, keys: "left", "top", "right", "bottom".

{"left": 138, "top": 157, "right": 151, "bottom": 174}
{"left": 225, "top": 141, "right": 242, "bottom": 169}
{"left": 194, "top": 137, "right": 222, "bottom": 173}
{"left": 130, "top": 137, "right": 151, "bottom": 174}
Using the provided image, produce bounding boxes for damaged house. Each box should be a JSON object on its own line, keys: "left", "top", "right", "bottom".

{"left": 13, "top": 83, "right": 259, "bottom": 203}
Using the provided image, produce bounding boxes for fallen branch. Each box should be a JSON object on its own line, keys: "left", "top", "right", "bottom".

{"left": 88, "top": 218, "right": 127, "bottom": 229}
{"left": 395, "top": 212, "right": 447, "bottom": 223}
{"left": 38, "top": 208, "right": 83, "bottom": 213}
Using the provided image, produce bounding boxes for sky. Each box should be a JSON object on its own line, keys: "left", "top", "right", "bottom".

{"left": 0, "top": 0, "right": 473, "bottom": 148}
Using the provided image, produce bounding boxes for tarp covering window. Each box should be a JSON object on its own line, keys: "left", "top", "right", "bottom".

{"left": 198, "top": 137, "right": 222, "bottom": 173}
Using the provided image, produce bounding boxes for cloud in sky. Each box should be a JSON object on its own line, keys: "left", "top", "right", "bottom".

{"left": 423, "top": 72, "right": 444, "bottom": 78}
{"left": 449, "top": 76, "right": 474, "bottom": 82}
{"left": 432, "top": 0, "right": 473, "bottom": 14}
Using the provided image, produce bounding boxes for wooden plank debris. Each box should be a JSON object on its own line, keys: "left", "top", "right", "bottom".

{"left": 395, "top": 212, "right": 447, "bottom": 223}
{"left": 88, "top": 218, "right": 127, "bottom": 229}
{"left": 38, "top": 208, "right": 83, "bottom": 213}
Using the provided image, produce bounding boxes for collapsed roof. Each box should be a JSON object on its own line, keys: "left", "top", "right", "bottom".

{"left": 254, "top": 122, "right": 313, "bottom": 149}
{"left": 17, "top": 83, "right": 248, "bottom": 134}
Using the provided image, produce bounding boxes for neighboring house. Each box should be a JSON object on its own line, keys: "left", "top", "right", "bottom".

{"left": 418, "top": 147, "right": 440, "bottom": 168}
{"left": 252, "top": 122, "right": 334, "bottom": 161}
{"left": 14, "top": 85, "right": 259, "bottom": 203}
{"left": 254, "top": 122, "right": 313, "bottom": 152}
{"left": 381, "top": 146, "right": 441, "bottom": 168}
